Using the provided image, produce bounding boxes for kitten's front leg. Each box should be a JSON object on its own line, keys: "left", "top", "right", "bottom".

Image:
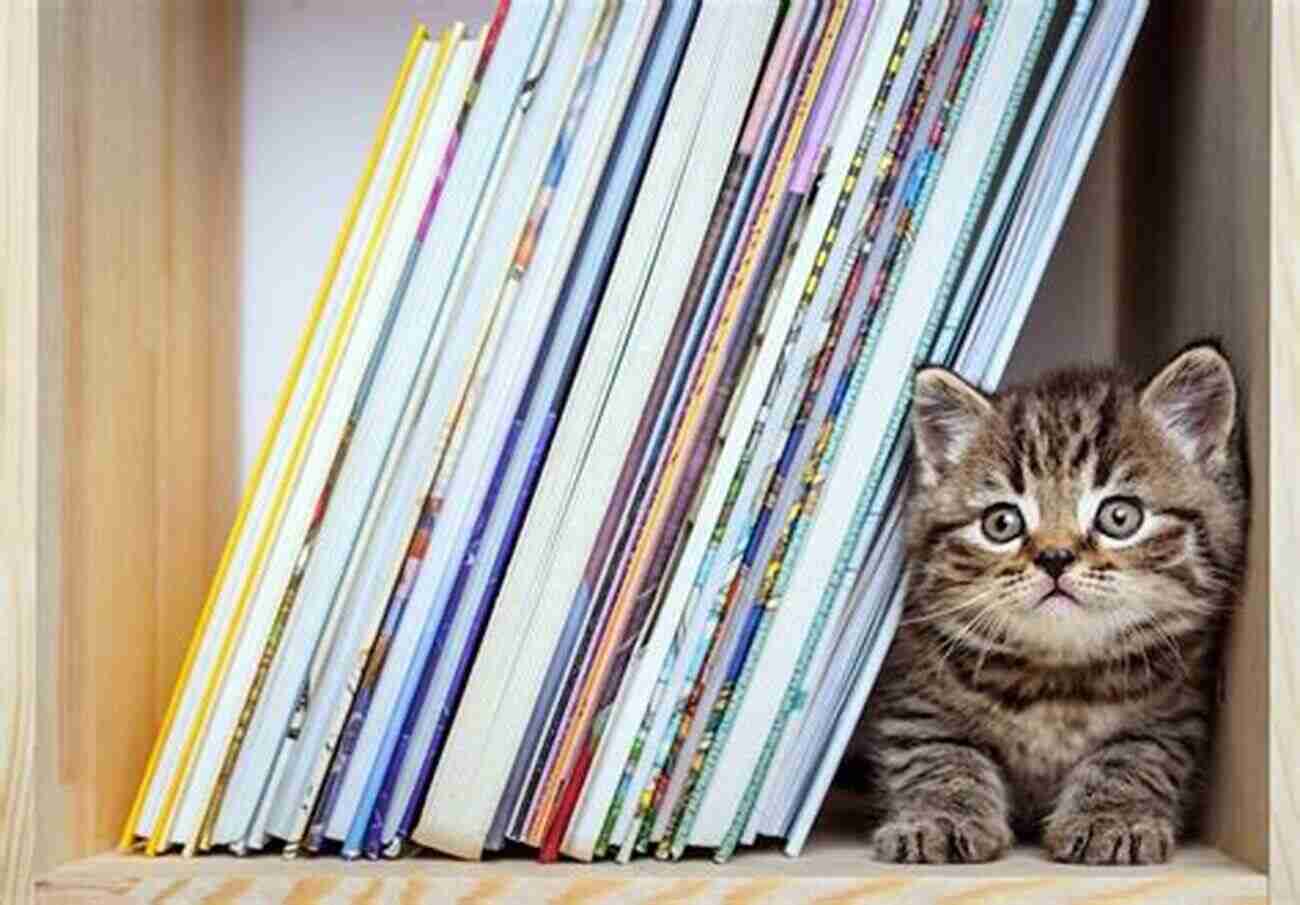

{"left": 871, "top": 737, "right": 1014, "bottom": 864}
{"left": 1044, "top": 725, "right": 1201, "bottom": 865}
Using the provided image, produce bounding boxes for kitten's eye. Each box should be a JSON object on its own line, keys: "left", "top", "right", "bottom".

{"left": 980, "top": 503, "right": 1025, "bottom": 544}
{"left": 1095, "top": 496, "right": 1144, "bottom": 539}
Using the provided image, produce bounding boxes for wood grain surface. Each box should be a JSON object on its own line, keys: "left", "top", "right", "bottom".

{"left": 30, "top": 795, "right": 1270, "bottom": 903}
{"left": 2, "top": 5, "right": 240, "bottom": 904}
{"left": 38, "top": 0, "right": 240, "bottom": 869}
{"left": 33, "top": 845, "right": 1264, "bottom": 905}
{"left": 1, "top": 3, "right": 41, "bottom": 905}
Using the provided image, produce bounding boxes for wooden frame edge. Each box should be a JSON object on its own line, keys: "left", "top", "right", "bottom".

{"left": 1, "top": 1, "right": 42, "bottom": 904}
{"left": 1270, "top": 2, "right": 1298, "bottom": 902}
{"left": 4, "top": 3, "right": 1294, "bottom": 904}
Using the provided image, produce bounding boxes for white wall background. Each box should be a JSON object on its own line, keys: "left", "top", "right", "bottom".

{"left": 240, "top": 0, "right": 494, "bottom": 480}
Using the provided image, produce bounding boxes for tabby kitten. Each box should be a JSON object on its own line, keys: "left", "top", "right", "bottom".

{"left": 860, "top": 343, "right": 1245, "bottom": 865}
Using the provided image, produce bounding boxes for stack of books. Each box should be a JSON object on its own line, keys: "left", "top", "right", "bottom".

{"left": 123, "top": 0, "right": 1145, "bottom": 863}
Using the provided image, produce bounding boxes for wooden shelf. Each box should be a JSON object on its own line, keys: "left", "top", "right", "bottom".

{"left": 34, "top": 793, "right": 1268, "bottom": 903}
{"left": 36, "top": 847, "right": 1264, "bottom": 904}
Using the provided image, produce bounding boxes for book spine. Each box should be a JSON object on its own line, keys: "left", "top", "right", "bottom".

{"left": 570, "top": 0, "right": 862, "bottom": 859}
{"left": 480, "top": 0, "right": 692, "bottom": 854}
{"left": 537, "top": 145, "right": 754, "bottom": 854}
{"left": 594, "top": 2, "right": 829, "bottom": 855}
{"left": 525, "top": 0, "right": 796, "bottom": 855}
{"left": 635, "top": 0, "right": 853, "bottom": 852}
{"left": 272, "top": 1, "right": 513, "bottom": 856}
{"left": 519, "top": 19, "right": 780, "bottom": 836}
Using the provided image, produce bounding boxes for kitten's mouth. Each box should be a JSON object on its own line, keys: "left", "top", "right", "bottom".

{"left": 1036, "top": 587, "right": 1079, "bottom": 607}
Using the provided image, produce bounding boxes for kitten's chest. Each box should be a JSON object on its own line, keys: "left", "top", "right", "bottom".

{"left": 982, "top": 700, "right": 1129, "bottom": 817}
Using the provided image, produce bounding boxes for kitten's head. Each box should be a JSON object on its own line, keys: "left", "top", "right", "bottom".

{"left": 905, "top": 344, "right": 1246, "bottom": 665}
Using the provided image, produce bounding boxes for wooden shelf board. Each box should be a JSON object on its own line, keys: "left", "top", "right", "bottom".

{"left": 35, "top": 791, "right": 1269, "bottom": 902}
{"left": 36, "top": 844, "right": 1264, "bottom": 904}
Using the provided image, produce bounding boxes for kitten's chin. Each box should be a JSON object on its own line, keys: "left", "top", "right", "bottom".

{"left": 1004, "top": 597, "right": 1138, "bottom": 664}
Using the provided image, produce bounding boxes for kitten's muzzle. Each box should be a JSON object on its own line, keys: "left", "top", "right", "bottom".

{"left": 1033, "top": 547, "right": 1076, "bottom": 579}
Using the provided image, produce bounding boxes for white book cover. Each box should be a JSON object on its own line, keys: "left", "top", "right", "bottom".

{"left": 161, "top": 40, "right": 443, "bottom": 849}
{"left": 320, "top": 0, "right": 614, "bottom": 845}
{"left": 261, "top": 2, "right": 560, "bottom": 844}
{"left": 132, "top": 35, "right": 432, "bottom": 840}
{"left": 361, "top": 0, "right": 659, "bottom": 855}
{"left": 210, "top": 34, "right": 480, "bottom": 849}
{"left": 416, "top": 0, "right": 766, "bottom": 860}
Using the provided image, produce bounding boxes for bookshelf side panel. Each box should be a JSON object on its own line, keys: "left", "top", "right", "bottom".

{"left": 1, "top": 1, "right": 41, "bottom": 901}
{"left": 38, "top": 0, "right": 240, "bottom": 865}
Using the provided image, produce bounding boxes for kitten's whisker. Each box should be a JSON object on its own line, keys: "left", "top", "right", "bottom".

{"left": 930, "top": 598, "right": 1006, "bottom": 675}
{"left": 972, "top": 608, "right": 1013, "bottom": 682}
{"left": 902, "top": 585, "right": 1008, "bottom": 626}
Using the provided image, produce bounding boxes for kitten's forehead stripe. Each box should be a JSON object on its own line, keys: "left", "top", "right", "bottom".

{"left": 1047, "top": 412, "right": 1068, "bottom": 472}
{"left": 1002, "top": 448, "right": 1025, "bottom": 494}
{"left": 1120, "top": 462, "right": 1147, "bottom": 483}
{"left": 1069, "top": 436, "right": 1090, "bottom": 474}
{"left": 1091, "top": 385, "right": 1120, "bottom": 488}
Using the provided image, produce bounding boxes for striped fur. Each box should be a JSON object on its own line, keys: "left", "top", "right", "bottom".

{"left": 856, "top": 344, "right": 1246, "bottom": 864}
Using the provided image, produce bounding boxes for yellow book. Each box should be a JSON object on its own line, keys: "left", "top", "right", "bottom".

{"left": 120, "top": 23, "right": 430, "bottom": 853}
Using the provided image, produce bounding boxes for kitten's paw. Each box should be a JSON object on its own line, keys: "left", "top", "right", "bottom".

{"left": 1044, "top": 813, "right": 1175, "bottom": 865}
{"left": 871, "top": 812, "right": 1012, "bottom": 864}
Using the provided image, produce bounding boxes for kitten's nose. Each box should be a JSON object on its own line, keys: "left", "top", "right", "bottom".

{"left": 1034, "top": 547, "right": 1076, "bottom": 579}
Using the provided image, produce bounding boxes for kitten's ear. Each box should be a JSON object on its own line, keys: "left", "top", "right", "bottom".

{"left": 1140, "top": 343, "right": 1237, "bottom": 464}
{"left": 911, "top": 367, "right": 993, "bottom": 483}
